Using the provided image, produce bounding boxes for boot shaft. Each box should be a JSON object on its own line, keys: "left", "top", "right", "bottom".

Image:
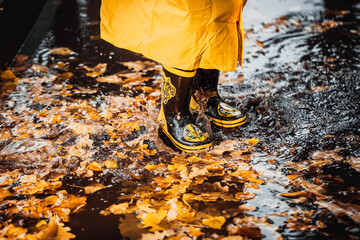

{"left": 161, "top": 67, "right": 196, "bottom": 117}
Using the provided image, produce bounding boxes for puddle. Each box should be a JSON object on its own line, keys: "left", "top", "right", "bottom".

{"left": 0, "top": 0, "right": 359, "bottom": 239}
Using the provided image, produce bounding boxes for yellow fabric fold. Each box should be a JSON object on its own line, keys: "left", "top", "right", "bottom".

{"left": 100, "top": 0, "right": 246, "bottom": 72}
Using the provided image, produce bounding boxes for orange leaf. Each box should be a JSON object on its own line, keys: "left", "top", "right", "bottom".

{"left": 87, "top": 162, "right": 102, "bottom": 171}
{"left": 202, "top": 216, "right": 226, "bottom": 229}
{"left": 51, "top": 47, "right": 73, "bottom": 56}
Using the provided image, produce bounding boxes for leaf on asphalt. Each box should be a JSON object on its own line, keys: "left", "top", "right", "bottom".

{"left": 202, "top": 216, "right": 226, "bottom": 229}
{"left": 279, "top": 191, "right": 312, "bottom": 198}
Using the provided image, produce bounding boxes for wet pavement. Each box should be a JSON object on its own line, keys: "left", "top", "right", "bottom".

{"left": 0, "top": 0, "right": 359, "bottom": 239}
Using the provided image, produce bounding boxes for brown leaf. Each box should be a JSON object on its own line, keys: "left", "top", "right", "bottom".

{"left": 86, "top": 63, "right": 107, "bottom": 78}
{"left": 57, "top": 72, "right": 73, "bottom": 81}
{"left": 315, "top": 200, "right": 360, "bottom": 223}
{"left": 120, "top": 60, "right": 157, "bottom": 72}
{"left": 0, "top": 70, "right": 17, "bottom": 81}
{"left": 256, "top": 40, "right": 265, "bottom": 48}
{"left": 51, "top": 47, "right": 73, "bottom": 56}
{"left": 16, "top": 55, "right": 29, "bottom": 65}
{"left": 227, "top": 219, "right": 262, "bottom": 238}
{"left": 279, "top": 191, "right": 312, "bottom": 198}
{"left": 31, "top": 64, "right": 50, "bottom": 73}
{"left": 96, "top": 75, "right": 123, "bottom": 84}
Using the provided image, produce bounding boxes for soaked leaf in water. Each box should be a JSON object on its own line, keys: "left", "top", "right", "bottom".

{"left": 140, "top": 210, "right": 167, "bottom": 231}
{"left": 57, "top": 72, "right": 73, "bottom": 81}
{"left": 0, "top": 70, "right": 17, "bottom": 81}
{"left": 86, "top": 63, "right": 107, "bottom": 77}
{"left": 101, "top": 202, "right": 130, "bottom": 216}
{"left": 51, "top": 47, "right": 73, "bottom": 56}
{"left": 96, "top": 75, "right": 123, "bottom": 84}
{"left": 84, "top": 183, "right": 106, "bottom": 194}
{"left": 31, "top": 64, "right": 50, "bottom": 73}
{"left": 35, "top": 216, "right": 75, "bottom": 240}
{"left": 120, "top": 60, "right": 157, "bottom": 72}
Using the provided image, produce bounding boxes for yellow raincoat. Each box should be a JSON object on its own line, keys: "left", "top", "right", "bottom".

{"left": 100, "top": 0, "right": 247, "bottom": 71}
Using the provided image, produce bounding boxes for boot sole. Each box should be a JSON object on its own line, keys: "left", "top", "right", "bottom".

{"left": 160, "top": 126, "right": 212, "bottom": 152}
{"left": 209, "top": 115, "right": 247, "bottom": 128}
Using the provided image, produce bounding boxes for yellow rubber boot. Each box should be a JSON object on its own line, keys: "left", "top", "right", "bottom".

{"left": 190, "top": 69, "right": 247, "bottom": 128}
{"left": 158, "top": 66, "right": 212, "bottom": 152}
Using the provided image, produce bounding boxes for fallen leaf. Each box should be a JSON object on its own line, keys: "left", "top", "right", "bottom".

{"left": 1, "top": 70, "right": 16, "bottom": 81}
{"left": 86, "top": 63, "right": 107, "bottom": 77}
{"left": 57, "top": 72, "right": 73, "bottom": 81}
{"left": 35, "top": 216, "right": 75, "bottom": 240}
{"left": 101, "top": 202, "right": 129, "bottom": 216}
{"left": 84, "top": 183, "right": 106, "bottom": 194}
{"left": 140, "top": 210, "right": 167, "bottom": 231}
{"left": 51, "top": 47, "right": 73, "bottom": 56}
{"left": 96, "top": 75, "right": 123, "bottom": 84}
{"left": 0, "top": 188, "right": 11, "bottom": 202}
{"left": 103, "top": 159, "right": 119, "bottom": 168}
{"left": 256, "top": 40, "right": 264, "bottom": 48}
{"left": 202, "top": 216, "right": 226, "bottom": 229}
{"left": 87, "top": 162, "right": 102, "bottom": 171}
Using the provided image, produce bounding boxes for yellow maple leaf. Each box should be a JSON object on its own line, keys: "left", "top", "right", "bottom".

{"left": 245, "top": 138, "right": 260, "bottom": 145}
{"left": 202, "top": 216, "right": 226, "bottom": 229}
{"left": 87, "top": 162, "right": 102, "bottom": 171}
{"left": 141, "top": 210, "right": 167, "bottom": 232}
{"left": 103, "top": 160, "right": 119, "bottom": 168}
